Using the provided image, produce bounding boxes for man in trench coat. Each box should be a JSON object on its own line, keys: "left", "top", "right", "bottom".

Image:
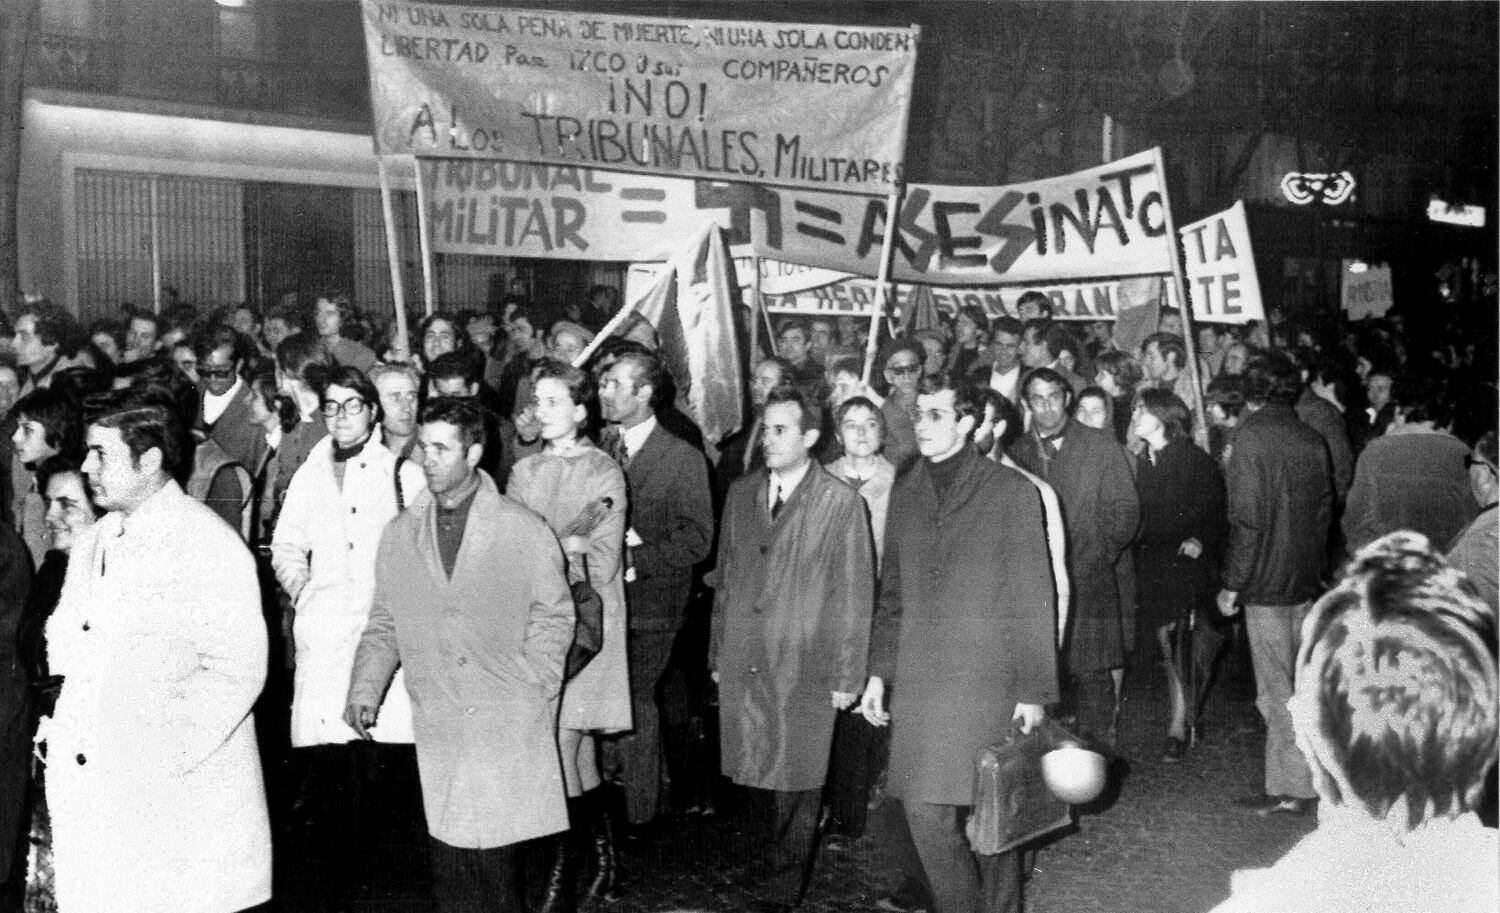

{"left": 861, "top": 374, "right": 1057, "bottom": 913}
{"left": 710, "top": 385, "right": 875, "bottom": 912}
{"left": 347, "top": 397, "right": 576, "bottom": 912}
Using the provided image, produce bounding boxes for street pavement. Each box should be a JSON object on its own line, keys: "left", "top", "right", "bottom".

{"left": 288, "top": 637, "right": 1315, "bottom": 913}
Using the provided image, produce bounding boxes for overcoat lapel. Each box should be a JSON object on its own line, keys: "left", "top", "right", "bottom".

{"left": 417, "top": 476, "right": 502, "bottom": 588}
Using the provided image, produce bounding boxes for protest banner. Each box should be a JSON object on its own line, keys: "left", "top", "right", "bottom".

{"left": 1178, "top": 200, "right": 1265, "bottom": 324}
{"left": 1341, "top": 261, "right": 1394, "bottom": 320}
{"left": 748, "top": 148, "right": 1174, "bottom": 285}
{"left": 361, "top": 1, "right": 918, "bottom": 192}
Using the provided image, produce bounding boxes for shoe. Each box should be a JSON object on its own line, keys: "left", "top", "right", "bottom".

{"left": 536, "top": 798, "right": 583, "bottom": 913}
{"left": 823, "top": 832, "right": 852, "bottom": 853}
{"left": 1261, "top": 797, "right": 1317, "bottom": 818}
{"left": 1162, "top": 736, "right": 1186, "bottom": 762}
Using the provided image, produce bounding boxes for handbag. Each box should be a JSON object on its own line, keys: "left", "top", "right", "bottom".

{"left": 565, "top": 554, "right": 604, "bottom": 680}
{"left": 965, "top": 719, "right": 1076, "bottom": 856}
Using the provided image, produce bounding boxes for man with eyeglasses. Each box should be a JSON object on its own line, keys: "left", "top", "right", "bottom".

{"left": 187, "top": 333, "right": 261, "bottom": 538}
{"left": 1448, "top": 431, "right": 1498, "bottom": 615}
{"left": 879, "top": 339, "right": 926, "bottom": 475}
{"left": 859, "top": 373, "right": 1056, "bottom": 913}
{"left": 1011, "top": 367, "right": 1139, "bottom": 749}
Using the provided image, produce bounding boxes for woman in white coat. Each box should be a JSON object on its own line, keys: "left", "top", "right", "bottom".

{"left": 271, "top": 365, "right": 425, "bottom": 909}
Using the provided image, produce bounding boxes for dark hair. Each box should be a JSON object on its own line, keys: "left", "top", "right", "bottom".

{"left": 1021, "top": 318, "right": 1054, "bottom": 356}
{"left": 1309, "top": 357, "right": 1355, "bottom": 407}
{"left": 991, "top": 315, "right": 1023, "bottom": 339}
{"left": 323, "top": 365, "right": 380, "bottom": 421}
{"left": 834, "top": 395, "right": 884, "bottom": 437}
{"left": 609, "top": 350, "right": 667, "bottom": 409}
{"left": 420, "top": 396, "right": 487, "bottom": 451}
{"left": 1074, "top": 385, "right": 1116, "bottom": 428}
{"left": 1392, "top": 375, "right": 1448, "bottom": 427}
{"left": 764, "top": 384, "right": 822, "bottom": 435}
{"left": 89, "top": 388, "right": 188, "bottom": 477}
{"left": 1205, "top": 374, "right": 1248, "bottom": 420}
{"left": 266, "top": 302, "right": 303, "bottom": 329}
{"left": 1095, "top": 349, "right": 1144, "bottom": 391}
{"left": 532, "top": 358, "right": 597, "bottom": 433}
{"left": 14, "top": 386, "right": 83, "bottom": 461}
{"left": 1016, "top": 290, "right": 1052, "bottom": 317}
{"left": 1295, "top": 531, "right": 1497, "bottom": 830}
{"left": 1047, "top": 324, "right": 1082, "bottom": 362}
{"left": 878, "top": 338, "right": 925, "bottom": 371}
{"left": 419, "top": 312, "right": 473, "bottom": 356}
{"left": 775, "top": 317, "right": 808, "bottom": 341}
{"left": 1137, "top": 388, "right": 1192, "bottom": 440}
{"left": 33, "top": 452, "right": 98, "bottom": 515}
{"left": 249, "top": 372, "right": 299, "bottom": 433}
{"left": 192, "top": 326, "right": 254, "bottom": 368}
{"left": 956, "top": 304, "right": 990, "bottom": 339}
{"left": 1021, "top": 366, "right": 1074, "bottom": 404}
{"left": 1242, "top": 353, "right": 1302, "bottom": 406}
{"left": 916, "top": 372, "right": 984, "bottom": 428}
{"left": 829, "top": 355, "right": 863, "bottom": 379}
{"left": 275, "top": 334, "right": 334, "bottom": 392}
{"left": 978, "top": 387, "right": 1024, "bottom": 452}
{"left": 1143, "top": 332, "right": 1187, "bottom": 370}
{"left": 428, "top": 350, "right": 484, "bottom": 388}
{"left": 18, "top": 301, "right": 82, "bottom": 357}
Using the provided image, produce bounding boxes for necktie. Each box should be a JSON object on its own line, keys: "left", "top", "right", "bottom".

{"left": 604, "top": 428, "right": 629, "bottom": 468}
{"left": 771, "top": 479, "right": 785, "bottom": 518}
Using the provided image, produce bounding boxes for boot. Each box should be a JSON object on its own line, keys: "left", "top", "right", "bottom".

{"left": 536, "top": 797, "right": 584, "bottom": 913}
{"left": 582, "top": 787, "right": 621, "bottom": 903}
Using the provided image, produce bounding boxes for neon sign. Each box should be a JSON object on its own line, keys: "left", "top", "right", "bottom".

{"left": 1281, "top": 171, "right": 1356, "bottom": 205}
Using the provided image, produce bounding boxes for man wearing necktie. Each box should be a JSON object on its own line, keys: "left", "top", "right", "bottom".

{"left": 710, "top": 385, "right": 875, "bottom": 913}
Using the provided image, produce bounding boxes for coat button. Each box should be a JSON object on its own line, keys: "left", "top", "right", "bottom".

{"left": 457, "top": 656, "right": 467, "bottom": 666}
{"left": 748, "top": 665, "right": 759, "bottom": 674}
{"left": 351, "top": 506, "right": 358, "bottom": 514}
{"left": 75, "top": 753, "right": 86, "bottom": 765}
{"left": 759, "top": 545, "right": 768, "bottom": 555}
{"left": 465, "top": 707, "right": 475, "bottom": 715}
{"left": 82, "top": 622, "right": 90, "bottom": 632}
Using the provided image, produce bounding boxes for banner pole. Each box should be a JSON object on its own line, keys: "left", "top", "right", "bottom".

{"left": 1152, "top": 148, "right": 1210, "bottom": 443}
{"left": 376, "top": 155, "right": 411, "bottom": 362}
{"left": 861, "top": 184, "right": 904, "bottom": 386}
{"left": 749, "top": 255, "right": 763, "bottom": 360}
{"left": 411, "top": 156, "right": 438, "bottom": 317}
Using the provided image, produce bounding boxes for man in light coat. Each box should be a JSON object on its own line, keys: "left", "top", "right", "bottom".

{"left": 711, "top": 385, "right": 876, "bottom": 913}
{"left": 44, "top": 392, "right": 272, "bottom": 913}
{"left": 347, "top": 397, "right": 575, "bottom": 912}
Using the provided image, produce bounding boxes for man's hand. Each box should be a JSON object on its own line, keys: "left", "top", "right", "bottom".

{"left": 1216, "top": 589, "right": 1240, "bottom": 618}
{"left": 1013, "top": 703, "right": 1044, "bottom": 734}
{"left": 831, "top": 691, "right": 857, "bottom": 710}
{"left": 1178, "top": 538, "right": 1203, "bottom": 560}
{"left": 344, "top": 703, "right": 378, "bottom": 740}
{"left": 858, "top": 676, "right": 890, "bottom": 727}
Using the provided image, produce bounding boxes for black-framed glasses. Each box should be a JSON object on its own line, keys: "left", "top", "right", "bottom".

{"left": 321, "top": 397, "right": 368, "bottom": 418}
{"left": 886, "top": 362, "right": 922, "bottom": 376}
{"left": 198, "top": 365, "right": 236, "bottom": 379}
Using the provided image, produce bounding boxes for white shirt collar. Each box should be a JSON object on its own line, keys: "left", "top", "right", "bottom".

{"left": 621, "top": 414, "right": 658, "bottom": 460}
{"left": 768, "top": 459, "right": 813, "bottom": 510}
{"left": 202, "top": 376, "right": 244, "bottom": 426}
{"left": 264, "top": 425, "right": 283, "bottom": 453}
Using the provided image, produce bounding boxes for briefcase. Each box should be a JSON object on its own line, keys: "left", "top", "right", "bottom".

{"left": 965, "top": 720, "right": 1075, "bottom": 856}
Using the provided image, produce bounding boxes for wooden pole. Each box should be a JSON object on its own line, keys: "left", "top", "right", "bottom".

{"left": 376, "top": 156, "right": 411, "bottom": 362}
{"left": 749, "top": 255, "right": 763, "bottom": 361}
{"left": 860, "top": 185, "right": 904, "bottom": 386}
{"left": 1152, "top": 147, "right": 1210, "bottom": 442}
{"left": 411, "top": 156, "right": 437, "bottom": 317}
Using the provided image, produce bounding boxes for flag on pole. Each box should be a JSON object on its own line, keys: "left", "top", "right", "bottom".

{"left": 623, "top": 223, "right": 745, "bottom": 455}
{"left": 899, "top": 283, "right": 942, "bottom": 336}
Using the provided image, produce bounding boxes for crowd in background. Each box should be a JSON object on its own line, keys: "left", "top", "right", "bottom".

{"left": 0, "top": 269, "right": 1492, "bottom": 913}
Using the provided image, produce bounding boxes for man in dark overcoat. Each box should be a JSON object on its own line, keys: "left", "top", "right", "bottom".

{"left": 1011, "top": 367, "right": 1140, "bottom": 746}
{"left": 599, "top": 350, "right": 715, "bottom": 827}
{"left": 860, "top": 373, "right": 1057, "bottom": 913}
{"left": 710, "top": 385, "right": 875, "bottom": 913}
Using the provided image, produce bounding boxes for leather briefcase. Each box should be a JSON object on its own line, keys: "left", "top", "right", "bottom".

{"left": 965, "top": 720, "right": 1075, "bottom": 856}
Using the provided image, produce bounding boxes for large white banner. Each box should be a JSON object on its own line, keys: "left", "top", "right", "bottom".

{"left": 1178, "top": 200, "right": 1265, "bottom": 324}
{"left": 363, "top": 1, "right": 918, "bottom": 192}
{"left": 748, "top": 148, "right": 1175, "bottom": 285}
{"left": 758, "top": 277, "right": 1165, "bottom": 321}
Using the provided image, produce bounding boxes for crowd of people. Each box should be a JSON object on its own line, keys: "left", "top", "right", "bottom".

{"left": 0, "top": 279, "right": 1492, "bottom": 913}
